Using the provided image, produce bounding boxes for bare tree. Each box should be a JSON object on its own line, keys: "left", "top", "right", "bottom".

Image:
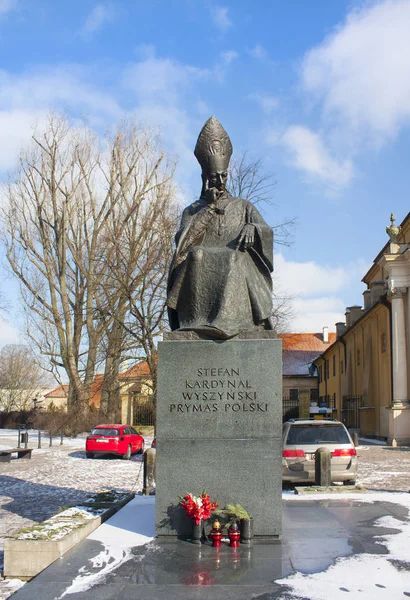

{"left": 228, "top": 150, "right": 296, "bottom": 331}
{"left": 0, "top": 344, "right": 47, "bottom": 411}
{"left": 1, "top": 114, "right": 177, "bottom": 415}
{"left": 93, "top": 125, "right": 177, "bottom": 420}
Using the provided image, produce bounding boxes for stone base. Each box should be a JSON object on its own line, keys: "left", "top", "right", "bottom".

{"left": 155, "top": 337, "right": 282, "bottom": 539}
{"left": 387, "top": 404, "right": 410, "bottom": 446}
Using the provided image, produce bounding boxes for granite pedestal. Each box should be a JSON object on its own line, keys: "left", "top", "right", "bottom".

{"left": 155, "top": 332, "right": 282, "bottom": 539}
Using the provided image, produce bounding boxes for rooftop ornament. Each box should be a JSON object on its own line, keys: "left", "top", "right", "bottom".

{"left": 386, "top": 213, "right": 400, "bottom": 246}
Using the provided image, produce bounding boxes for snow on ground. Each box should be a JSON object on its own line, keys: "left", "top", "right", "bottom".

{"left": 1, "top": 433, "right": 409, "bottom": 600}
{"left": 0, "top": 430, "right": 149, "bottom": 569}
{"left": 359, "top": 437, "right": 387, "bottom": 446}
{"left": 278, "top": 492, "right": 410, "bottom": 600}
{"left": 55, "top": 492, "right": 410, "bottom": 600}
{"left": 0, "top": 579, "right": 24, "bottom": 599}
{"left": 59, "top": 496, "right": 155, "bottom": 598}
{"left": 356, "top": 444, "right": 410, "bottom": 492}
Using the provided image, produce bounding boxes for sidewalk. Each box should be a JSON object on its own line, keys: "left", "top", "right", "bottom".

{"left": 8, "top": 491, "right": 410, "bottom": 600}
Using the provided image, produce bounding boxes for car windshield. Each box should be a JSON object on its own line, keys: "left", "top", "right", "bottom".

{"left": 91, "top": 428, "right": 120, "bottom": 437}
{"left": 286, "top": 424, "right": 350, "bottom": 445}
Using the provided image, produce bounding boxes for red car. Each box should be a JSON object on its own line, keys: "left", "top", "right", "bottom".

{"left": 86, "top": 424, "right": 144, "bottom": 459}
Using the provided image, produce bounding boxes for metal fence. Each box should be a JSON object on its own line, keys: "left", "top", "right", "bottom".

{"left": 341, "top": 395, "right": 362, "bottom": 429}
{"left": 318, "top": 394, "right": 337, "bottom": 410}
{"left": 282, "top": 397, "right": 299, "bottom": 422}
{"left": 133, "top": 401, "right": 155, "bottom": 427}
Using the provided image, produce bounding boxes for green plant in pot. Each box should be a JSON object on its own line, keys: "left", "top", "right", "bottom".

{"left": 214, "top": 504, "right": 253, "bottom": 544}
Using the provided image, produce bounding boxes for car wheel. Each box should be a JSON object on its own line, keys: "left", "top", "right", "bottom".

{"left": 86, "top": 452, "right": 94, "bottom": 459}
{"left": 123, "top": 445, "right": 132, "bottom": 460}
{"left": 137, "top": 442, "right": 145, "bottom": 455}
{"left": 343, "top": 479, "right": 356, "bottom": 486}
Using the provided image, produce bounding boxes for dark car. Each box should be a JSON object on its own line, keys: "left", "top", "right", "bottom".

{"left": 86, "top": 424, "right": 144, "bottom": 459}
{"left": 282, "top": 419, "right": 357, "bottom": 485}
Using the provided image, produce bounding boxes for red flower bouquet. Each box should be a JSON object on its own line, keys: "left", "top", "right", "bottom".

{"left": 180, "top": 492, "right": 218, "bottom": 525}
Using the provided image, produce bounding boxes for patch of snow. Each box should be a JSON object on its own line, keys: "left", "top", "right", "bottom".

{"left": 284, "top": 490, "right": 410, "bottom": 508}
{"left": 0, "top": 578, "right": 25, "bottom": 600}
{"left": 278, "top": 493, "right": 410, "bottom": 599}
{"left": 59, "top": 495, "right": 155, "bottom": 598}
{"left": 277, "top": 553, "right": 410, "bottom": 599}
{"left": 358, "top": 438, "right": 387, "bottom": 446}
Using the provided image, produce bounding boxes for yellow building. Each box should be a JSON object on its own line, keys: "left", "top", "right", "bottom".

{"left": 117, "top": 362, "right": 154, "bottom": 425}
{"left": 315, "top": 213, "right": 410, "bottom": 445}
{"left": 44, "top": 362, "right": 154, "bottom": 426}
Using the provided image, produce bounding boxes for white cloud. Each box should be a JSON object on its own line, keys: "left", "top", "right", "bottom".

{"left": 249, "top": 44, "right": 267, "bottom": 60}
{"left": 275, "top": 253, "right": 351, "bottom": 297}
{"left": 0, "top": 0, "right": 16, "bottom": 16}
{"left": 220, "top": 50, "right": 238, "bottom": 66}
{"left": 274, "top": 253, "right": 366, "bottom": 332}
{"left": 0, "top": 317, "right": 20, "bottom": 346}
{"left": 81, "top": 4, "right": 115, "bottom": 37}
{"left": 0, "top": 68, "right": 121, "bottom": 118}
{"left": 0, "top": 68, "right": 122, "bottom": 172}
{"left": 0, "top": 110, "right": 47, "bottom": 171}
{"left": 211, "top": 6, "right": 232, "bottom": 31}
{"left": 302, "top": 0, "right": 410, "bottom": 146}
{"left": 290, "top": 297, "right": 346, "bottom": 333}
{"left": 248, "top": 92, "right": 279, "bottom": 114}
{"left": 274, "top": 0, "right": 410, "bottom": 189}
{"left": 123, "top": 57, "right": 208, "bottom": 106}
{"left": 277, "top": 125, "right": 353, "bottom": 188}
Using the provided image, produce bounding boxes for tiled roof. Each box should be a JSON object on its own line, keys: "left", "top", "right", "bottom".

{"left": 44, "top": 384, "right": 69, "bottom": 398}
{"left": 118, "top": 361, "right": 151, "bottom": 380}
{"left": 282, "top": 350, "right": 322, "bottom": 376}
{"left": 279, "top": 332, "right": 336, "bottom": 351}
{"left": 45, "top": 376, "right": 104, "bottom": 407}
{"left": 279, "top": 333, "right": 335, "bottom": 376}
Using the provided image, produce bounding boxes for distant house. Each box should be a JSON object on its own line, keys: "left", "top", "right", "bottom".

{"left": 43, "top": 385, "right": 69, "bottom": 411}
{"left": 0, "top": 386, "right": 53, "bottom": 412}
{"left": 279, "top": 330, "right": 336, "bottom": 420}
{"left": 44, "top": 362, "right": 153, "bottom": 425}
{"left": 118, "top": 362, "right": 153, "bottom": 425}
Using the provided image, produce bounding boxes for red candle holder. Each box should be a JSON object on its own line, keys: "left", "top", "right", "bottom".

{"left": 210, "top": 520, "right": 223, "bottom": 547}
{"left": 227, "top": 522, "right": 240, "bottom": 547}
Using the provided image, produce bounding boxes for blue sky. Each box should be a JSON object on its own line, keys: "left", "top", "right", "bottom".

{"left": 1, "top": 0, "right": 410, "bottom": 345}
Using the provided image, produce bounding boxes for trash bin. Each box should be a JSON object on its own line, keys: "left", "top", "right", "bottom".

{"left": 20, "top": 432, "right": 28, "bottom": 444}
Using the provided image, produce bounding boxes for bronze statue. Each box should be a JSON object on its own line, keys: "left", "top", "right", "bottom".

{"left": 167, "top": 117, "right": 274, "bottom": 339}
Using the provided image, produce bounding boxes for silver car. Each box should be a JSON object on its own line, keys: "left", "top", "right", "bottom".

{"left": 282, "top": 419, "right": 357, "bottom": 485}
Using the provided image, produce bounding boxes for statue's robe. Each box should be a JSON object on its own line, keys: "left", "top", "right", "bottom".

{"left": 167, "top": 193, "right": 273, "bottom": 338}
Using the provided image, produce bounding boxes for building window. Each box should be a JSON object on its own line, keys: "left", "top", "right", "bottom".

{"left": 341, "top": 360, "right": 344, "bottom": 374}
{"left": 381, "top": 333, "right": 386, "bottom": 353}
{"left": 325, "top": 359, "right": 330, "bottom": 380}
{"left": 289, "top": 389, "right": 299, "bottom": 400}
{"left": 310, "top": 388, "right": 319, "bottom": 401}
{"left": 357, "top": 349, "right": 361, "bottom": 366}
{"left": 333, "top": 355, "right": 336, "bottom": 377}
{"left": 319, "top": 365, "right": 323, "bottom": 383}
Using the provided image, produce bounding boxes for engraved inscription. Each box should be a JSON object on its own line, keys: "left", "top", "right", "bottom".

{"left": 169, "top": 367, "right": 267, "bottom": 415}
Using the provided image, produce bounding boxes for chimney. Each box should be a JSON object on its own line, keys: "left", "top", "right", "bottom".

{"left": 363, "top": 290, "right": 371, "bottom": 311}
{"left": 322, "top": 326, "right": 329, "bottom": 343}
{"left": 370, "top": 280, "right": 385, "bottom": 305}
{"left": 336, "top": 322, "right": 347, "bottom": 338}
{"left": 348, "top": 305, "right": 363, "bottom": 325}
{"left": 345, "top": 309, "right": 352, "bottom": 328}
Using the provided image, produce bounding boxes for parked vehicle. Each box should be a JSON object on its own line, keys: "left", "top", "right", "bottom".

{"left": 282, "top": 419, "right": 357, "bottom": 485}
{"left": 86, "top": 424, "right": 144, "bottom": 460}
